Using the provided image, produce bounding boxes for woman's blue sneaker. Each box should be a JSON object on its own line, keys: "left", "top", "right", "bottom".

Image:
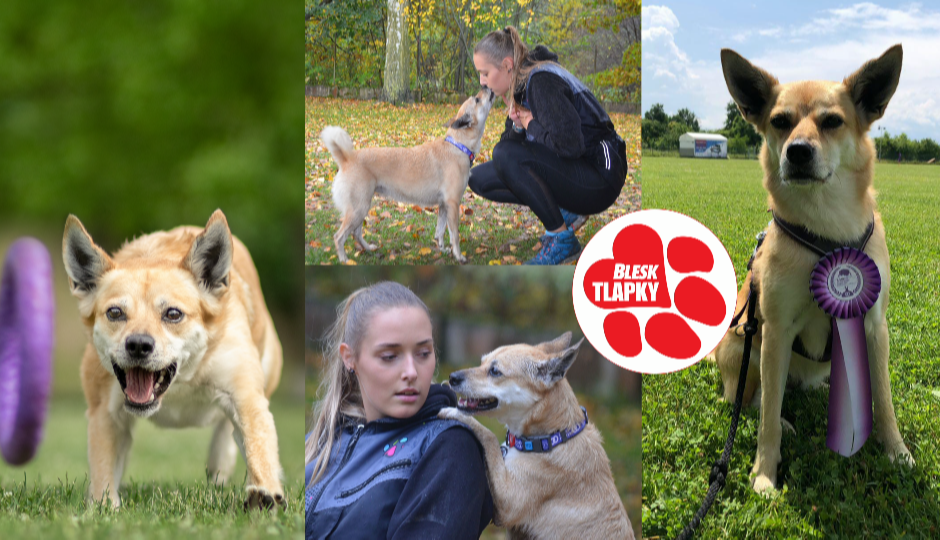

{"left": 525, "top": 229, "right": 582, "bottom": 265}
{"left": 559, "top": 208, "right": 588, "bottom": 232}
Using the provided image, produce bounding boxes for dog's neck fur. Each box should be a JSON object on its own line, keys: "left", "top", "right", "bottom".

{"left": 762, "top": 138, "right": 877, "bottom": 243}
{"left": 507, "top": 380, "right": 585, "bottom": 437}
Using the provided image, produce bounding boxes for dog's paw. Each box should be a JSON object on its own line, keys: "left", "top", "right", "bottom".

{"left": 751, "top": 473, "right": 778, "bottom": 495}
{"left": 887, "top": 445, "right": 915, "bottom": 468}
{"left": 243, "top": 486, "right": 286, "bottom": 512}
{"left": 438, "top": 406, "right": 471, "bottom": 423}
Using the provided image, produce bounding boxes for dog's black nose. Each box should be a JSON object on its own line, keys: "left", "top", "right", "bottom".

{"left": 449, "top": 371, "right": 465, "bottom": 387}
{"left": 786, "top": 141, "right": 814, "bottom": 166}
{"left": 125, "top": 334, "right": 155, "bottom": 360}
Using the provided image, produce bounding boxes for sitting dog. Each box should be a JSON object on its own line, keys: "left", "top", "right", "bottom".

{"left": 440, "top": 333, "right": 633, "bottom": 539}
{"left": 62, "top": 210, "right": 285, "bottom": 509}
{"left": 321, "top": 87, "right": 495, "bottom": 264}
{"left": 711, "top": 44, "right": 913, "bottom": 494}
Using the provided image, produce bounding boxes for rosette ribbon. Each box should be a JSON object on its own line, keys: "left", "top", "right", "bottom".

{"left": 810, "top": 247, "right": 881, "bottom": 457}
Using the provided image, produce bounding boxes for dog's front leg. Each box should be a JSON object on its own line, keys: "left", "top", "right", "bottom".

{"left": 86, "top": 398, "right": 134, "bottom": 507}
{"left": 751, "top": 321, "right": 794, "bottom": 494}
{"left": 868, "top": 318, "right": 914, "bottom": 466}
{"left": 443, "top": 199, "right": 466, "bottom": 263}
{"left": 223, "top": 384, "right": 285, "bottom": 510}
{"left": 439, "top": 408, "right": 539, "bottom": 527}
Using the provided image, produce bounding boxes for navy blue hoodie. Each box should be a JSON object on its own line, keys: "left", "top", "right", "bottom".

{"left": 305, "top": 384, "right": 494, "bottom": 540}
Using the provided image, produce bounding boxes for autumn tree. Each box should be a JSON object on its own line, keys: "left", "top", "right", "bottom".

{"left": 385, "top": 0, "right": 411, "bottom": 104}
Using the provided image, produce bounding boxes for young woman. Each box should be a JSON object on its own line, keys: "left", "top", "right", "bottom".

{"left": 469, "top": 26, "right": 628, "bottom": 265}
{"left": 305, "top": 282, "right": 493, "bottom": 540}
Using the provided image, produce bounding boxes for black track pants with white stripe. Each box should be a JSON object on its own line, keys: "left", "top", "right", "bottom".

{"left": 469, "top": 137, "right": 626, "bottom": 231}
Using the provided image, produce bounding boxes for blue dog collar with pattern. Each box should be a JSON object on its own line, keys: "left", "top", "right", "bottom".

{"left": 503, "top": 406, "right": 588, "bottom": 455}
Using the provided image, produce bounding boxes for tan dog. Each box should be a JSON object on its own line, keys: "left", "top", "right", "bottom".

{"left": 711, "top": 45, "right": 913, "bottom": 494}
{"left": 321, "top": 87, "right": 495, "bottom": 264}
{"left": 62, "top": 210, "right": 285, "bottom": 509}
{"left": 440, "top": 333, "right": 633, "bottom": 539}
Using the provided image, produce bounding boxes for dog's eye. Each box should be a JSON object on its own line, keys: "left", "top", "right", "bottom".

{"left": 820, "top": 115, "right": 844, "bottom": 129}
{"left": 106, "top": 307, "right": 125, "bottom": 321}
{"left": 163, "top": 308, "right": 184, "bottom": 323}
{"left": 770, "top": 115, "right": 791, "bottom": 130}
{"left": 488, "top": 365, "right": 502, "bottom": 377}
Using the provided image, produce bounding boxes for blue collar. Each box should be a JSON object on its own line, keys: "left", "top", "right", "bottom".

{"left": 445, "top": 136, "right": 474, "bottom": 163}
{"left": 503, "top": 407, "right": 588, "bottom": 455}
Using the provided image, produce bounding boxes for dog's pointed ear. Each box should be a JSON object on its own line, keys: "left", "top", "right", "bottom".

{"left": 844, "top": 44, "right": 902, "bottom": 129}
{"left": 721, "top": 49, "right": 779, "bottom": 128}
{"left": 537, "top": 338, "right": 583, "bottom": 385}
{"left": 445, "top": 113, "right": 473, "bottom": 130}
{"left": 184, "top": 209, "right": 233, "bottom": 295}
{"left": 62, "top": 215, "right": 114, "bottom": 297}
{"left": 535, "top": 332, "right": 572, "bottom": 355}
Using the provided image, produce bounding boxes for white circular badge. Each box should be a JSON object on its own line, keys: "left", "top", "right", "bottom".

{"left": 573, "top": 209, "right": 738, "bottom": 374}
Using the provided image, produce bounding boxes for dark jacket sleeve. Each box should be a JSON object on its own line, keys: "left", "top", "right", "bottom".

{"left": 387, "top": 427, "right": 495, "bottom": 540}
{"left": 525, "top": 71, "right": 585, "bottom": 158}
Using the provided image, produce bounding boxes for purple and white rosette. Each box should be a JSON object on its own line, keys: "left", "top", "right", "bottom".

{"left": 810, "top": 247, "right": 881, "bottom": 457}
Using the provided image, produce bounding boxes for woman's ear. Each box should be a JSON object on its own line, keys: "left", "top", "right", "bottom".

{"left": 502, "top": 57, "right": 513, "bottom": 72}
{"left": 339, "top": 343, "right": 355, "bottom": 371}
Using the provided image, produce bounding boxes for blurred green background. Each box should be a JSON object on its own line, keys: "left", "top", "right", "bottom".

{"left": 0, "top": 0, "right": 303, "bottom": 534}
{"left": 306, "top": 266, "right": 642, "bottom": 539}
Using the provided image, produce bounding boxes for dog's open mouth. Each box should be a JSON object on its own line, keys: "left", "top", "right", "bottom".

{"left": 112, "top": 363, "right": 177, "bottom": 409}
{"left": 457, "top": 396, "right": 498, "bottom": 413}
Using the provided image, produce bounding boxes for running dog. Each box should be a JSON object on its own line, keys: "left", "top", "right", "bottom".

{"left": 321, "top": 87, "right": 495, "bottom": 264}
{"left": 440, "top": 333, "right": 633, "bottom": 539}
{"left": 63, "top": 210, "right": 285, "bottom": 509}
{"left": 711, "top": 45, "right": 912, "bottom": 494}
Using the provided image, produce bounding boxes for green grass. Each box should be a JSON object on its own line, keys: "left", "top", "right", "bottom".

{"left": 305, "top": 97, "right": 641, "bottom": 265}
{"left": 641, "top": 157, "right": 940, "bottom": 538}
{"left": 0, "top": 396, "right": 304, "bottom": 539}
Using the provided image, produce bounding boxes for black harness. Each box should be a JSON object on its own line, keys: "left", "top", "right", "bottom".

{"left": 674, "top": 213, "right": 876, "bottom": 540}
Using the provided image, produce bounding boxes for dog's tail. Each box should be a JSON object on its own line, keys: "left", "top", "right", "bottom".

{"left": 320, "top": 126, "right": 355, "bottom": 169}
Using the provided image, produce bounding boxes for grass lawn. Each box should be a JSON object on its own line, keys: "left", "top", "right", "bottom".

{"left": 641, "top": 157, "right": 940, "bottom": 538}
{"left": 0, "top": 395, "right": 305, "bottom": 539}
{"left": 305, "top": 97, "right": 641, "bottom": 265}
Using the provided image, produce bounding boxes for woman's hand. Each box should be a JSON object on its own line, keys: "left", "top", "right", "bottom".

{"left": 509, "top": 104, "right": 532, "bottom": 130}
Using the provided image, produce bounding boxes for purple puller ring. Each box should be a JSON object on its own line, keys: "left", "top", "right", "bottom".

{"left": 0, "top": 238, "right": 55, "bottom": 466}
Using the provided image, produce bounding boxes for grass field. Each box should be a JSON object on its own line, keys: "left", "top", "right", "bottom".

{"left": 305, "top": 97, "right": 641, "bottom": 265}
{"left": 641, "top": 157, "right": 940, "bottom": 538}
{"left": 0, "top": 395, "right": 305, "bottom": 539}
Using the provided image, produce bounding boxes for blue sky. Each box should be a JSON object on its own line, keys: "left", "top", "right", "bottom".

{"left": 642, "top": 1, "right": 940, "bottom": 141}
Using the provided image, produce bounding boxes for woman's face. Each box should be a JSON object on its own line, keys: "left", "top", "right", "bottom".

{"left": 343, "top": 306, "right": 436, "bottom": 423}
{"left": 474, "top": 53, "right": 512, "bottom": 100}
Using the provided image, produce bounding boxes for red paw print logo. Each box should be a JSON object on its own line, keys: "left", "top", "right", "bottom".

{"left": 573, "top": 210, "right": 737, "bottom": 374}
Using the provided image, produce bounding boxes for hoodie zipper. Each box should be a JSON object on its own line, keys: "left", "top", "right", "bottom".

{"left": 310, "top": 424, "right": 365, "bottom": 518}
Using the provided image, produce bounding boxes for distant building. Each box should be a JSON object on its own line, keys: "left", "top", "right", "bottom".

{"left": 679, "top": 133, "right": 727, "bottom": 158}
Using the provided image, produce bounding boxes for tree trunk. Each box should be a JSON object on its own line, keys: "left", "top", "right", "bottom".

{"left": 384, "top": 0, "right": 410, "bottom": 105}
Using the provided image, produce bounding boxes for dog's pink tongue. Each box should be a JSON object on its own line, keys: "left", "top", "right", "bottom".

{"left": 125, "top": 367, "right": 154, "bottom": 404}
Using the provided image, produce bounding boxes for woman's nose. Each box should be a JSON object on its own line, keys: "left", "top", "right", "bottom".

{"left": 401, "top": 355, "right": 417, "bottom": 381}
